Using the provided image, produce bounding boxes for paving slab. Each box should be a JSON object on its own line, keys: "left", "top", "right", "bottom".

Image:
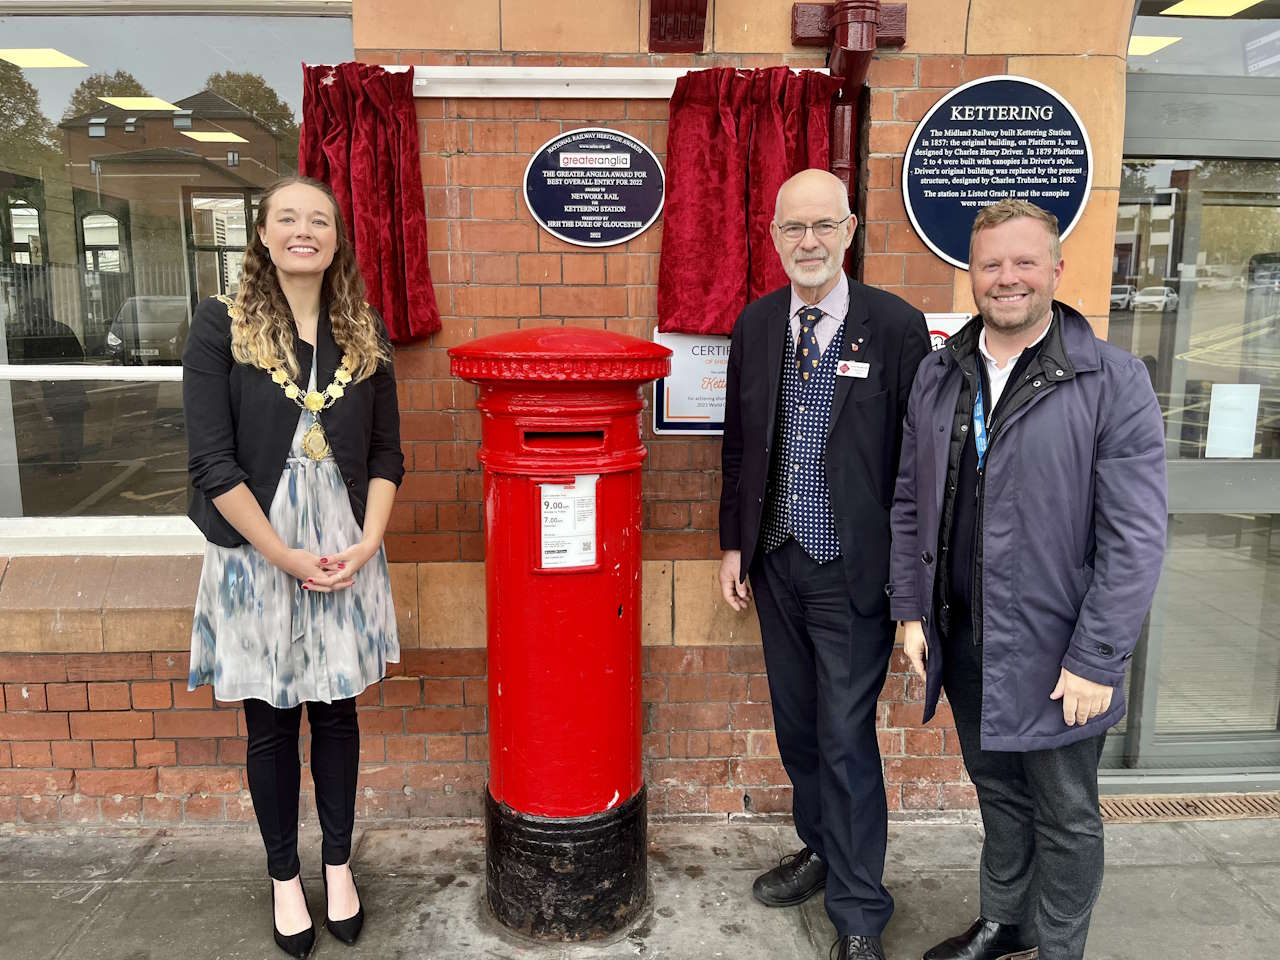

{"left": 1226, "top": 863, "right": 1280, "bottom": 915}
{"left": 1, "top": 820, "right": 1278, "bottom": 960}
{"left": 1087, "top": 863, "right": 1280, "bottom": 960}
{"left": 1095, "top": 821, "right": 1213, "bottom": 867}
{"left": 1183, "top": 818, "right": 1280, "bottom": 864}
{"left": 1, "top": 882, "right": 111, "bottom": 960}
{"left": 884, "top": 822, "right": 985, "bottom": 872}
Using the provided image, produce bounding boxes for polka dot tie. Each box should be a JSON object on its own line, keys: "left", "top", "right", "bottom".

{"left": 796, "top": 308, "right": 822, "bottom": 381}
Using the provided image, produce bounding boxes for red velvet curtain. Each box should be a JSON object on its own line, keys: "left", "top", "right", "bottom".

{"left": 657, "top": 67, "right": 843, "bottom": 336}
{"left": 299, "top": 62, "right": 440, "bottom": 341}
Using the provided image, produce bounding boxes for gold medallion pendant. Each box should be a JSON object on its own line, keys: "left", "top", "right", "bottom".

{"left": 301, "top": 419, "right": 331, "bottom": 460}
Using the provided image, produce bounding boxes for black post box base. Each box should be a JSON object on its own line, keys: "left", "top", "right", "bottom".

{"left": 485, "top": 785, "right": 648, "bottom": 940}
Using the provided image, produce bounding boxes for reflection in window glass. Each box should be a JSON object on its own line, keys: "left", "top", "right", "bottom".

{"left": 1152, "top": 514, "right": 1280, "bottom": 745}
{"left": 7, "top": 377, "right": 189, "bottom": 517}
{"left": 1109, "top": 159, "right": 1280, "bottom": 461}
{"left": 0, "top": 12, "right": 353, "bottom": 518}
{"left": 11, "top": 205, "right": 40, "bottom": 247}
{"left": 1130, "top": 1, "right": 1280, "bottom": 78}
{"left": 0, "top": 12, "right": 352, "bottom": 365}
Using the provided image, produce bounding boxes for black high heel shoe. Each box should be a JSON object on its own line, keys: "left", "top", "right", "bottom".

{"left": 322, "top": 865, "right": 365, "bottom": 945}
{"left": 270, "top": 876, "right": 315, "bottom": 959}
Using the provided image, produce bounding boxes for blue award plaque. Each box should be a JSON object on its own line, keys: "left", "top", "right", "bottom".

{"left": 523, "top": 127, "right": 665, "bottom": 248}
{"left": 901, "top": 75, "right": 1092, "bottom": 269}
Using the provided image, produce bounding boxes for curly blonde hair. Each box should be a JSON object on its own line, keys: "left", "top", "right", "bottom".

{"left": 230, "top": 176, "right": 389, "bottom": 383}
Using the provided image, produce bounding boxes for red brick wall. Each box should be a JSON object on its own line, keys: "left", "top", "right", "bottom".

{"left": 0, "top": 642, "right": 971, "bottom": 824}
{"left": 382, "top": 51, "right": 1008, "bottom": 567}
{"left": 861, "top": 55, "right": 1008, "bottom": 313}
{"left": 0, "top": 52, "right": 1009, "bottom": 825}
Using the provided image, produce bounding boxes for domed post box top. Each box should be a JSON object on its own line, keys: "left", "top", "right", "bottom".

{"left": 449, "top": 327, "right": 671, "bottom": 385}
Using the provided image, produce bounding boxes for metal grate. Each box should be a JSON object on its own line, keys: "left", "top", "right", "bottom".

{"left": 1100, "top": 793, "right": 1280, "bottom": 823}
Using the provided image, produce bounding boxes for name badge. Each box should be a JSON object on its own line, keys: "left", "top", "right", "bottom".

{"left": 836, "top": 360, "right": 870, "bottom": 379}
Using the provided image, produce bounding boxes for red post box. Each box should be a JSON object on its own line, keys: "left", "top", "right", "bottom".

{"left": 449, "top": 328, "right": 671, "bottom": 940}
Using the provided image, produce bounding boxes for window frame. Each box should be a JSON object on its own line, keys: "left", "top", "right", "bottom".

{"left": 0, "top": 4, "right": 352, "bottom": 548}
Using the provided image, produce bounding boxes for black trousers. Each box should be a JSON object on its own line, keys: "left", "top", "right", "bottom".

{"left": 243, "top": 697, "right": 360, "bottom": 881}
{"left": 751, "top": 539, "right": 896, "bottom": 936}
{"left": 942, "top": 624, "right": 1106, "bottom": 960}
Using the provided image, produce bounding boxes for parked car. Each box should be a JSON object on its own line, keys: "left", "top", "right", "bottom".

{"left": 105, "top": 296, "right": 190, "bottom": 364}
{"left": 1202, "top": 270, "right": 1245, "bottom": 291}
{"left": 1110, "top": 284, "right": 1136, "bottom": 311}
{"left": 1132, "top": 286, "right": 1179, "bottom": 311}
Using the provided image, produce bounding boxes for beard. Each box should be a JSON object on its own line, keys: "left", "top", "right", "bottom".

{"left": 979, "top": 287, "right": 1054, "bottom": 334}
{"left": 784, "top": 248, "right": 842, "bottom": 292}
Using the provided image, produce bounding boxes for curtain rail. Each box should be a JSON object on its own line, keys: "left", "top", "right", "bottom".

{"left": 411, "top": 65, "right": 829, "bottom": 101}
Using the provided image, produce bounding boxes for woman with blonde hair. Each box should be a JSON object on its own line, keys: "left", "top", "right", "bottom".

{"left": 182, "top": 176, "right": 402, "bottom": 957}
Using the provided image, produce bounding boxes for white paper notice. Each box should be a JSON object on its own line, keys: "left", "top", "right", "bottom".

{"left": 540, "top": 475, "right": 598, "bottom": 568}
{"left": 1204, "top": 383, "right": 1261, "bottom": 459}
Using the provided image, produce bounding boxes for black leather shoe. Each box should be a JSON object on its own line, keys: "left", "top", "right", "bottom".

{"left": 923, "top": 917, "right": 1038, "bottom": 960}
{"left": 270, "top": 877, "right": 315, "bottom": 959}
{"left": 752, "top": 847, "right": 827, "bottom": 907}
{"left": 834, "top": 935, "right": 886, "bottom": 960}
{"left": 322, "top": 865, "right": 365, "bottom": 946}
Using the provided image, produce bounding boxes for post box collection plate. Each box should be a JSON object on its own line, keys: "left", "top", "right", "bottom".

{"left": 539, "top": 475, "right": 598, "bottom": 569}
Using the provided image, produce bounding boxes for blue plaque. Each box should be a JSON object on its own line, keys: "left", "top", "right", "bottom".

{"left": 523, "top": 127, "right": 665, "bottom": 247}
{"left": 902, "top": 76, "right": 1092, "bottom": 269}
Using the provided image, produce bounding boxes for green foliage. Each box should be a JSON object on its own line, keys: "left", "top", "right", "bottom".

{"left": 204, "top": 71, "right": 300, "bottom": 173}
{"left": 0, "top": 61, "right": 58, "bottom": 176}
{"left": 63, "top": 70, "right": 150, "bottom": 120}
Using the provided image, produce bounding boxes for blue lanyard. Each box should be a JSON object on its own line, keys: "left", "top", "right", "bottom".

{"left": 973, "top": 376, "right": 989, "bottom": 470}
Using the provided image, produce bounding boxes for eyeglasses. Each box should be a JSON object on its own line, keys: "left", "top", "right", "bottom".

{"left": 775, "top": 215, "right": 852, "bottom": 242}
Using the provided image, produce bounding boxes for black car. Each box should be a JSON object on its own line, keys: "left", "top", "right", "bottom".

{"left": 105, "top": 296, "right": 190, "bottom": 365}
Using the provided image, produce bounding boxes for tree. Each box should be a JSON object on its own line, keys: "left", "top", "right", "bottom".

{"left": 204, "top": 71, "right": 300, "bottom": 173}
{"left": 63, "top": 70, "right": 150, "bottom": 120}
{"left": 0, "top": 61, "right": 57, "bottom": 177}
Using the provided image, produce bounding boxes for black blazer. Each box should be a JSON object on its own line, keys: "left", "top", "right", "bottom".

{"left": 719, "top": 277, "right": 930, "bottom": 616}
{"left": 182, "top": 296, "right": 404, "bottom": 547}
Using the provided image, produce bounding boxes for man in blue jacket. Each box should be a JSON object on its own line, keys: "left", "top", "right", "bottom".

{"left": 889, "top": 199, "right": 1167, "bottom": 960}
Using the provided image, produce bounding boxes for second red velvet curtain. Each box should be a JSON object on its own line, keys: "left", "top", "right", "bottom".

{"left": 299, "top": 62, "right": 440, "bottom": 342}
{"left": 657, "top": 67, "right": 844, "bottom": 336}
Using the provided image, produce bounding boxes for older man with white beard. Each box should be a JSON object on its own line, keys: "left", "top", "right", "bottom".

{"left": 718, "top": 168, "right": 931, "bottom": 960}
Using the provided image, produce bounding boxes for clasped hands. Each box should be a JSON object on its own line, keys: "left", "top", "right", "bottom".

{"left": 274, "top": 541, "right": 379, "bottom": 593}
{"left": 901, "top": 620, "right": 1114, "bottom": 727}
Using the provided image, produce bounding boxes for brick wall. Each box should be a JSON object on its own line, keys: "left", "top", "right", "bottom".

{"left": 0, "top": 0, "right": 1136, "bottom": 825}
{"left": 380, "top": 49, "right": 827, "bottom": 567}
{"left": 0, "top": 639, "right": 969, "bottom": 825}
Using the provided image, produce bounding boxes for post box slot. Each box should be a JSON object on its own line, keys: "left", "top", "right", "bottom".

{"left": 523, "top": 430, "right": 605, "bottom": 450}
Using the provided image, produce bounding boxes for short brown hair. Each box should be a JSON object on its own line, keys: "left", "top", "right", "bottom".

{"left": 969, "top": 198, "right": 1062, "bottom": 263}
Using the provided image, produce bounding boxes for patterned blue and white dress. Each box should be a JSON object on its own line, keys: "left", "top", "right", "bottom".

{"left": 189, "top": 361, "right": 399, "bottom": 707}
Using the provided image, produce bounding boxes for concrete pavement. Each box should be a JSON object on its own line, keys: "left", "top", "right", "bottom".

{"left": 3, "top": 817, "right": 1278, "bottom": 959}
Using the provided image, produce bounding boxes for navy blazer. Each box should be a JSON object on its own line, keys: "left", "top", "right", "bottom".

{"left": 719, "top": 277, "right": 930, "bottom": 617}
{"left": 182, "top": 296, "right": 404, "bottom": 547}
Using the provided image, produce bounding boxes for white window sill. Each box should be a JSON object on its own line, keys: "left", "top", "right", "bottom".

{"left": 0, "top": 516, "right": 204, "bottom": 556}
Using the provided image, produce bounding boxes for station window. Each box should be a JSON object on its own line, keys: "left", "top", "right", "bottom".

{"left": 0, "top": 11, "right": 354, "bottom": 519}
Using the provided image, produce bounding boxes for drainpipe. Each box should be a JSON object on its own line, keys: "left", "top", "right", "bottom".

{"left": 826, "top": 1, "right": 880, "bottom": 217}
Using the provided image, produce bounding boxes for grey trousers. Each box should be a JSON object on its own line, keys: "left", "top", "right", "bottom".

{"left": 943, "top": 624, "right": 1107, "bottom": 960}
